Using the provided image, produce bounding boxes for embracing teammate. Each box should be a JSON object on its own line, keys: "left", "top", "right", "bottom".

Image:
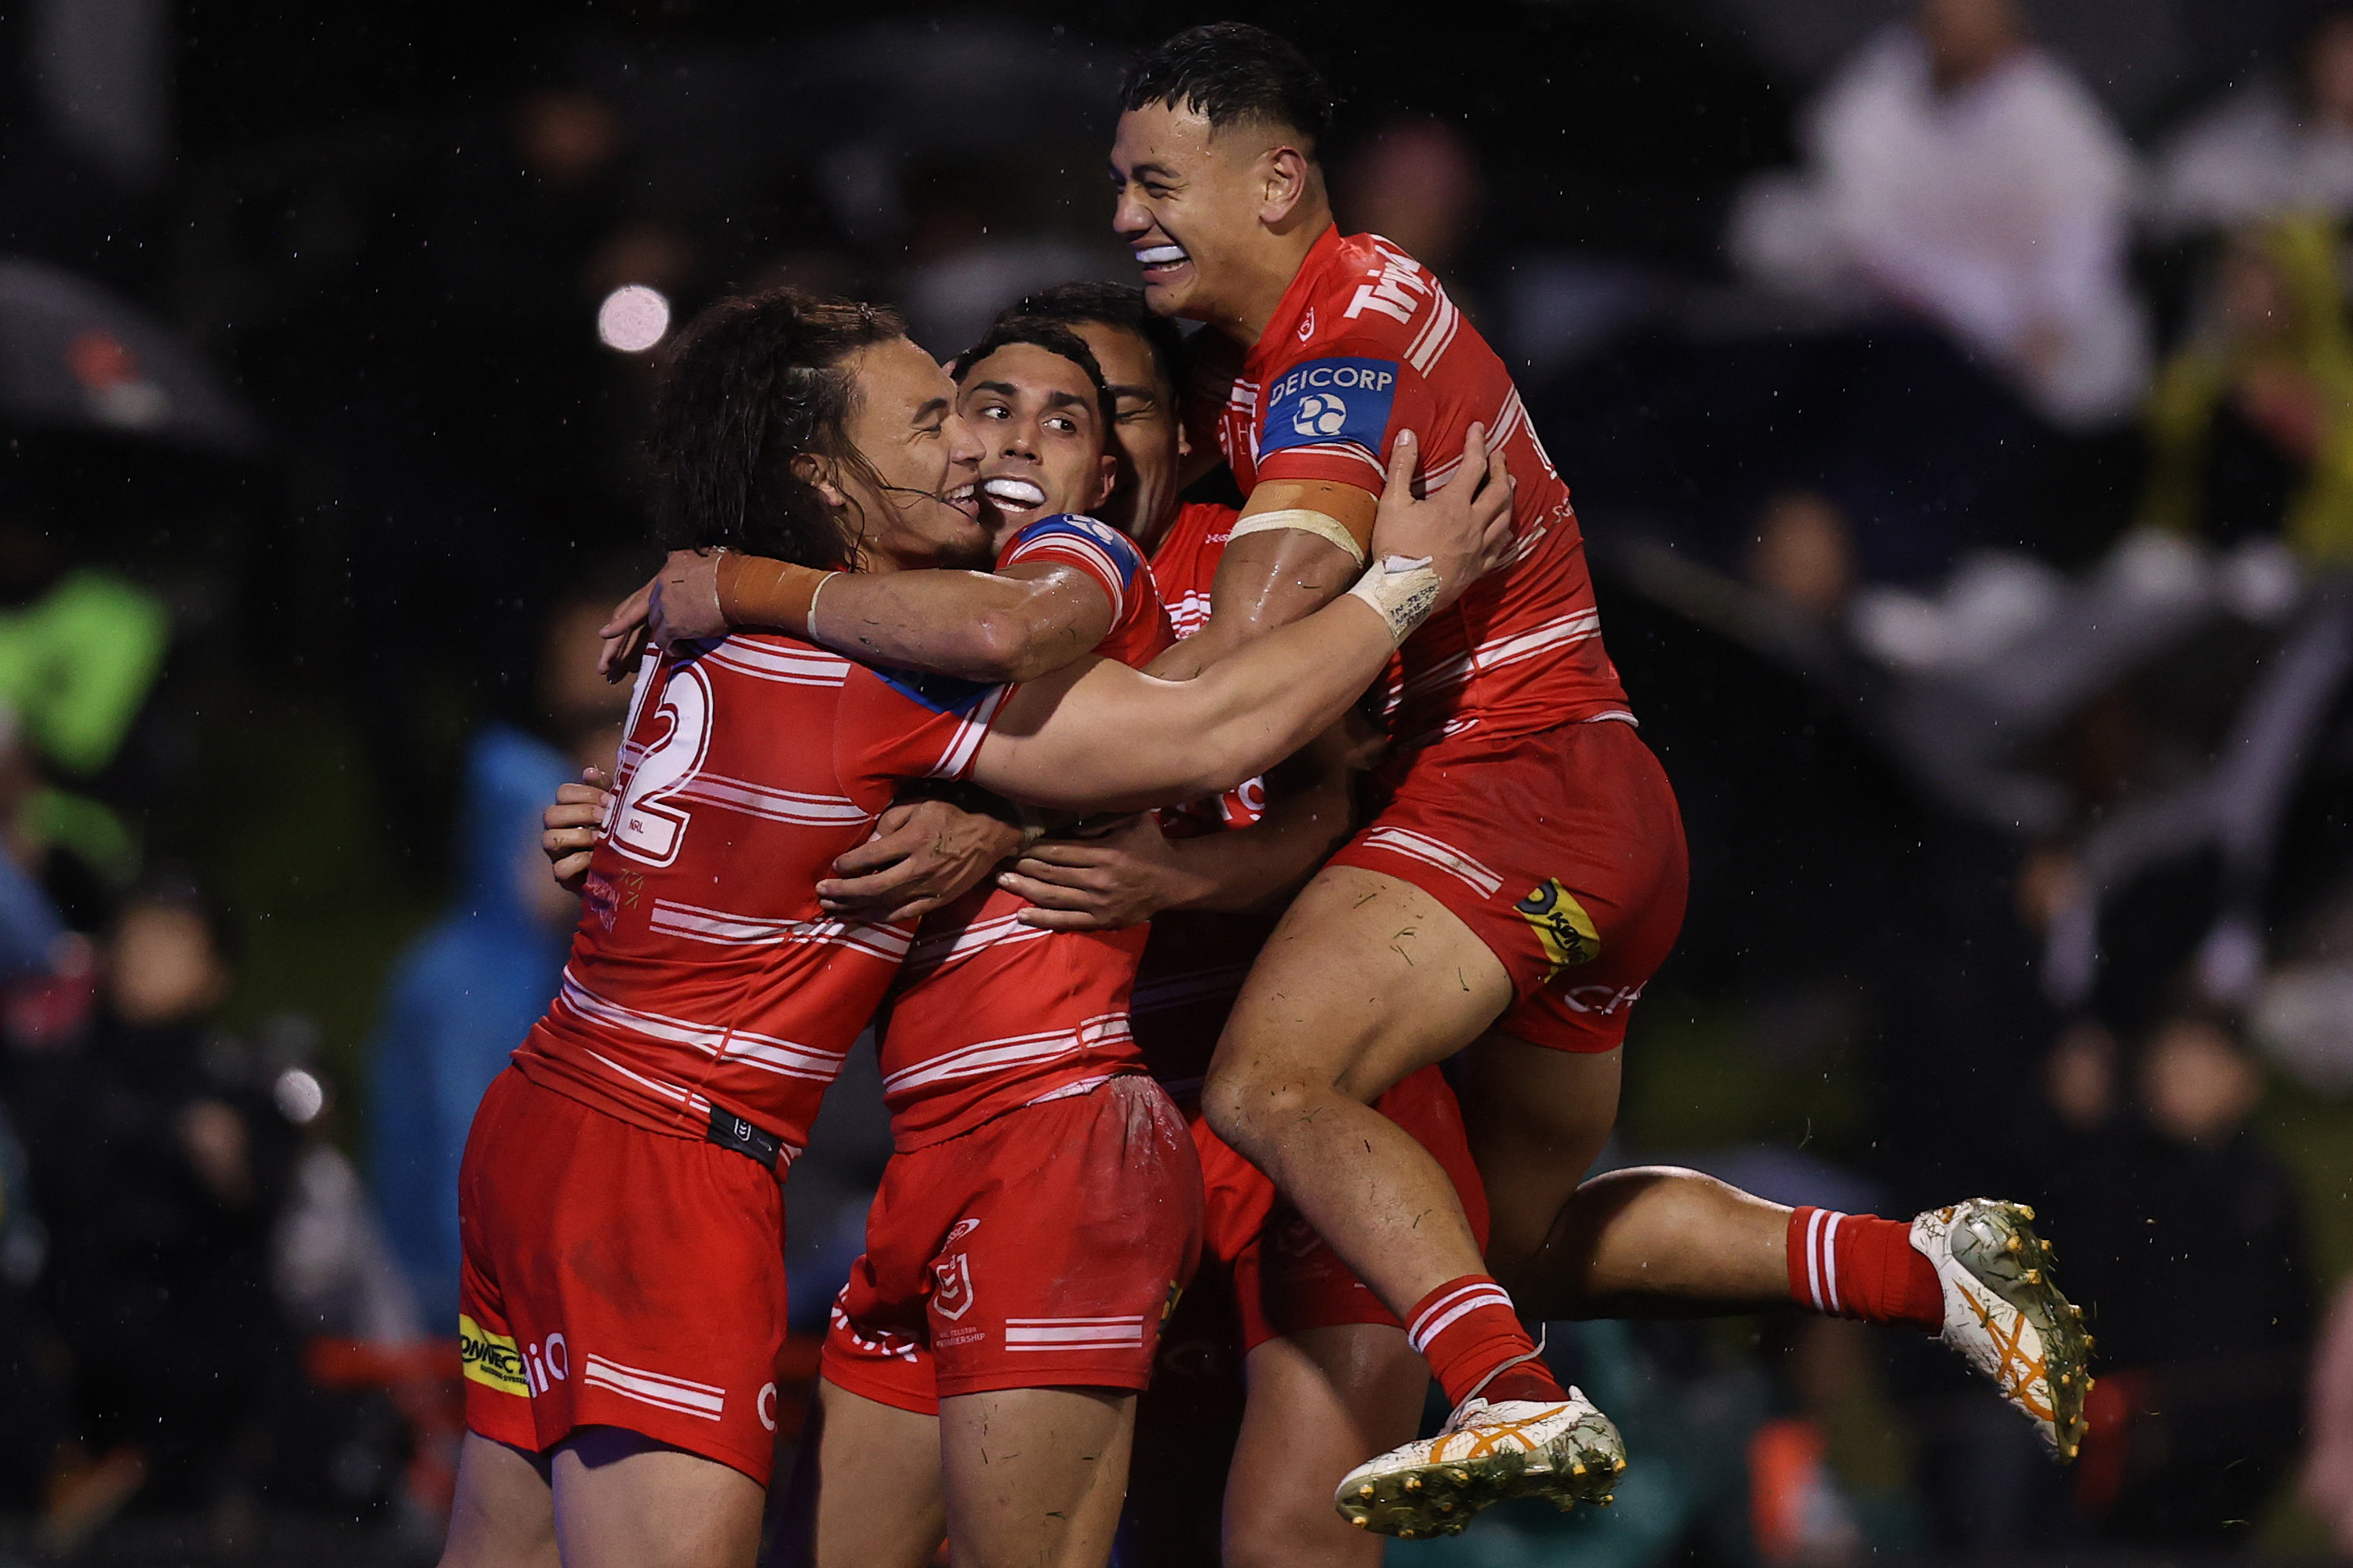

{"left": 1107, "top": 24, "right": 2093, "bottom": 1537}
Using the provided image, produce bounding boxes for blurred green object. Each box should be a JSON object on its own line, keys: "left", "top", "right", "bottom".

{"left": 0, "top": 568, "right": 169, "bottom": 777}
{"left": 21, "top": 787, "right": 137, "bottom": 883}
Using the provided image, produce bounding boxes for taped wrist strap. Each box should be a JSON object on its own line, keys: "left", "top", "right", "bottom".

{"left": 1226, "top": 508, "right": 1369, "bottom": 566}
{"left": 716, "top": 553, "right": 835, "bottom": 638}
{"left": 1346, "top": 554, "right": 1443, "bottom": 646}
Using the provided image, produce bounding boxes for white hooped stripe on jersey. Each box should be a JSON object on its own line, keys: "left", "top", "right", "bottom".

{"left": 650, "top": 899, "right": 911, "bottom": 962}
{"left": 558, "top": 974, "right": 849, "bottom": 1083}
{"left": 881, "top": 1013, "right": 1133, "bottom": 1097}
{"left": 580, "top": 1354, "right": 726, "bottom": 1421}
{"left": 1357, "top": 826, "right": 1505, "bottom": 898}
{"left": 932, "top": 686, "right": 1010, "bottom": 780}
{"left": 1167, "top": 588, "right": 1214, "bottom": 639}
{"left": 1406, "top": 1281, "right": 1515, "bottom": 1354}
{"left": 1396, "top": 609, "right": 1604, "bottom": 709}
{"left": 899, "top": 908, "right": 1055, "bottom": 978}
{"left": 671, "top": 771, "right": 869, "bottom": 828}
{"left": 1127, "top": 962, "right": 1257, "bottom": 1016}
{"left": 1004, "top": 1315, "right": 1147, "bottom": 1351}
{"left": 581, "top": 1047, "right": 712, "bottom": 1119}
{"left": 1407, "top": 287, "right": 1462, "bottom": 375}
{"left": 701, "top": 640, "right": 851, "bottom": 686}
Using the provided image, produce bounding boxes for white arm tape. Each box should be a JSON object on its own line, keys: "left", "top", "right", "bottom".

{"left": 1225, "top": 508, "right": 1369, "bottom": 566}
{"left": 1345, "top": 555, "right": 1442, "bottom": 647}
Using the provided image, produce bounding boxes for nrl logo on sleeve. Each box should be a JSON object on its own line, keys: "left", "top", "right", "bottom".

{"left": 459, "top": 1313, "right": 531, "bottom": 1398}
{"left": 1516, "top": 879, "right": 1602, "bottom": 977}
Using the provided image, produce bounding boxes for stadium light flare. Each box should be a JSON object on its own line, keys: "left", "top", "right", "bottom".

{"left": 598, "top": 284, "right": 671, "bottom": 353}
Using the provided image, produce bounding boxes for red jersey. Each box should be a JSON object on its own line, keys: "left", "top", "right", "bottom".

{"left": 513, "top": 635, "right": 1008, "bottom": 1157}
{"left": 1150, "top": 500, "right": 1239, "bottom": 643}
{"left": 1213, "top": 227, "right": 1632, "bottom": 747}
{"left": 873, "top": 515, "right": 1175, "bottom": 1150}
{"left": 1130, "top": 501, "right": 1280, "bottom": 1094}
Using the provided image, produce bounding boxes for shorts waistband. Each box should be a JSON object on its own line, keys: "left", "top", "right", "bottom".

{"left": 706, "top": 1105, "right": 783, "bottom": 1170}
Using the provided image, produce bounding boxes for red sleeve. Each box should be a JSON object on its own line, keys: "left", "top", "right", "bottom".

{"left": 833, "top": 664, "right": 1011, "bottom": 802}
{"left": 1251, "top": 338, "right": 1439, "bottom": 495}
{"left": 997, "top": 515, "right": 1145, "bottom": 625}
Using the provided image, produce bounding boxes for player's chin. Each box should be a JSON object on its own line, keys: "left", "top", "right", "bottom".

{"left": 1137, "top": 260, "right": 1195, "bottom": 309}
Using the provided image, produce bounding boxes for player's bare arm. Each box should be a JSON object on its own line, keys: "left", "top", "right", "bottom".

{"left": 1144, "top": 478, "right": 1377, "bottom": 679}
{"left": 634, "top": 548, "right": 1119, "bottom": 684}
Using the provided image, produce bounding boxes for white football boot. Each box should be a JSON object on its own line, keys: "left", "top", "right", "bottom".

{"left": 1913, "top": 1198, "right": 2093, "bottom": 1461}
{"left": 1332, "top": 1386, "right": 1627, "bottom": 1539}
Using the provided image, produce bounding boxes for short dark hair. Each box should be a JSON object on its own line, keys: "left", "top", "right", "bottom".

{"left": 1120, "top": 23, "right": 1333, "bottom": 155}
{"left": 648, "top": 288, "right": 904, "bottom": 569}
{"left": 951, "top": 317, "right": 1115, "bottom": 431}
{"left": 1003, "top": 282, "right": 1184, "bottom": 398}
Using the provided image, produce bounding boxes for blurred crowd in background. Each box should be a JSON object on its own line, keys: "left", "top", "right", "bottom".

{"left": 4, "top": 0, "right": 2353, "bottom": 1560}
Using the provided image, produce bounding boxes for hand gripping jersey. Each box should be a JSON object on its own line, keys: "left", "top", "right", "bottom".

{"left": 872, "top": 515, "right": 1176, "bottom": 1150}
{"left": 511, "top": 635, "right": 1008, "bottom": 1155}
{"left": 1214, "top": 227, "right": 1633, "bottom": 748}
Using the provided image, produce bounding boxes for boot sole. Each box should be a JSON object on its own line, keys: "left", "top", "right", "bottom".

{"left": 1333, "top": 1411, "right": 1626, "bottom": 1539}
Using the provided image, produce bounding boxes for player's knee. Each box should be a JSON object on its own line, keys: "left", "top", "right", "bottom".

{"left": 1200, "top": 1059, "right": 1315, "bottom": 1157}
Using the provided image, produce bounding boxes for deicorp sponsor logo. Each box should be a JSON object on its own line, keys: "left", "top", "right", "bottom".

{"left": 459, "top": 1313, "right": 530, "bottom": 1398}
{"left": 1259, "top": 357, "right": 1399, "bottom": 463}
{"left": 1515, "top": 879, "right": 1602, "bottom": 977}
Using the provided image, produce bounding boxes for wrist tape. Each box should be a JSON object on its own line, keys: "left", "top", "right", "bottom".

{"left": 1345, "top": 555, "right": 1443, "bottom": 647}
{"left": 715, "top": 552, "right": 835, "bottom": 639}
{"left": 1225, "top": 508, "right": 1369, "bottom": 566}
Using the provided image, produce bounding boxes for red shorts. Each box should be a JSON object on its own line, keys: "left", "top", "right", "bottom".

{"left": 456, "top": 1069, "right": 788, "bottom": 1485}
{"left": 821, "top": 1075, "right": 1202, "bottom": 1414}
{"left": 1329, "top": 717, "right": 1688, "bottom": 1053}
{"left": 1189, "top": 1064, "right": 1489, "bottom": 1355}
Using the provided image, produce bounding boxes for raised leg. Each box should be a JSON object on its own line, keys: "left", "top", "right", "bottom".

{"left": 1460, "top": 1034, "right": 1789, "bottom": 1317}
{"left": 1202, "top": 866, "right": 1511, "bottom": 1332}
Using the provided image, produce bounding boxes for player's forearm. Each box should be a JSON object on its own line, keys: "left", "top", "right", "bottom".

{"left": 1147, "top": 529, "right": 1360, "bottom": 680}
{"left": 982, "top": 597, "right": 1396, "bottom": 811}
{"left": 726, "top": 558, "right": 1094, "bottom": 683}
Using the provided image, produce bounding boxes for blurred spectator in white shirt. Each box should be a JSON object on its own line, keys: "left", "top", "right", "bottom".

{"left": 2154, "top": 7, "right": 2353, "bottom": 237}
{"left": 1732, "top": 0, "right": 2149, "bottom": 429}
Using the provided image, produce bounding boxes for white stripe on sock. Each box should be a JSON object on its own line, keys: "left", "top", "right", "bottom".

{"left": 1804, "top": 1209, "right": 1826, "bottom": 1313}
{"left": 1820, "top": 1212, "right": 1845, "bottom": 1315}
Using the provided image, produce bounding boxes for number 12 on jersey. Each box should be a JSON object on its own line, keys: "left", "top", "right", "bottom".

{"left": 609, "top": 660, "right": 713, "bottom": 868}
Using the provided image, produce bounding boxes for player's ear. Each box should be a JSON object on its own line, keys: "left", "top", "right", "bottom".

{"left": 1259, "top": 144, "right": 1311, "bottom": 225}
{"left": 791, "top": 451, "right": 849, "bottom": 510}
{"left": 1092, "top": 452, "right": 1118, "bottom": 510}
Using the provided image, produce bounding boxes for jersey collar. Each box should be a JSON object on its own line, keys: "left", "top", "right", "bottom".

{"left": 1246, "top": 224, "right": 1344, "bottom": 374}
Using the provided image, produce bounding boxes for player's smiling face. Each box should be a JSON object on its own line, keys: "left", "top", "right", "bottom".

{"left": 955, "top": 341, "right": 1118, "bottom": 548}
{"left": 1111, "top": 101, "right": 1277, "bottom": 326}
{"left": 830, "top": 336, "right": 991, "bottom": 573}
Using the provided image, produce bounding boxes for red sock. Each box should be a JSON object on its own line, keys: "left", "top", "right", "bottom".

{"left": 1787, "top": 1207, "right": 1943, "bottom": 1333}
{"left": 1406, "top": 1275, "right": 1566, "bottom": 1406}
